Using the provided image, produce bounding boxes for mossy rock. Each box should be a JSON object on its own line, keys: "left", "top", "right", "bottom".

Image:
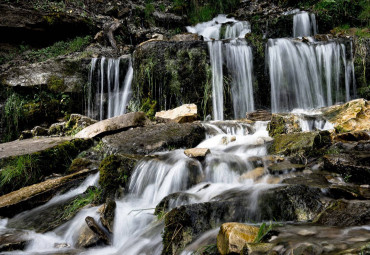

{"left": 268, "top": 131, "right": 331, "bottom": 156}
{"left": 0, "top": 138, "right": 93, "bottom": 195}
{"left": 68, "top": 157, "right": 93, "bottom": 173}
{"left": 267, "top": 113, "right": 302, "bottom": 138}
{"left": 98, "top": 154, "right": 142, "bottom": 200}
{"left": 47, "top": 75, "right": 67, "bottom": 93}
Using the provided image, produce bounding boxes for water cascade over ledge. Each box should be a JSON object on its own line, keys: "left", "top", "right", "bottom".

{"left": 86, "top": 56, "right": 133, "bottom": 120}
{"left": 293, "top": 11, "right": 317, "bottom": 38}
{"left": 187, "top": 15, "right": 255, "bottom": 120}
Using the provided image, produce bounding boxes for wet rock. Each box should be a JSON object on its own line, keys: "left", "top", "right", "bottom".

{"left": 75, "top": 112, "right": 150, "bottom": 139}
{"left": 268, "top": 161, "right": 305, "bottom": 174}
{"left": 100, "top": 199, "right": 116, "bottom": 233}
{"left": 247, "top": 156, "right": 264, "bottom": 168}
{"left": 76, "top": 222, "right": 101, "bottom": 248}
{"left": 246, "top": 110, "right": 272, "bottom": 121}
{"left": 291, "top": 242, "right": 323, "bottom": 255}
{"left": 267, "top": 113, "right": 302, "bottom": 138}
{"left": 31, "top": 126, "right": 48, "bottom": 137}
{"left": 323, "top": 153, "right": 370, "bottom": 184}
{"left": 155, "top": 192, "right": 196, "bottom": 215}
{"left": 314, "top": 199, "right": 370, "bottom": 227}
{"left": 68, "top": 157, "right": 97, "bottom": 173}
{"left": 85, "top": 216, "right": 110, "bottom": 245}
{"left": 170, "top": 33, "right": 201, "bottom": 41}
{"left": 243, "top": 243, "right": 275, "bottom": 254}
{"left": 99, "top": 154, "right": 141, "bottom": 199}
{"left": 217, "top": 223, "right": 259, "bottom": 255}
{"left": 269, "top": 131, "right": 331, "bottom": 156}
{"left": 335, "top": 131, "right": 370, "bottom": 142}
{"left": 155, "top": 104, "right": 198, "bottom": 123}
{"left": 322, "top": 99, "right": 369, "bottom": 132}
{"left": 0, "top": 169, "right": 97, "bottom": 218}
{"left": 0, "top": 231, "right": 29, "bottom": 252}
{"left": 282, "top": 173, "right": 329, "bottom": 188}
{"left": 102, "top": 122, "right": 206, "bottom": 155}
{"left": 184, "top": 148, "right": 210, "bottom": 159}
{"left": 163, "top": 185, "right": 323, "bottom": 254}
{"left": 239, "top": 167, "right": 265, "bottom": 181}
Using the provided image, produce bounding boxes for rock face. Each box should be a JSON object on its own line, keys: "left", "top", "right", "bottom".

{"left": 322, "top": 99, "right": 369, "bottom": 132}
{"left": 75, "top": 112, "right": 150, "bottom": 139}
{"left": 0, "top": 169, "right": 96, "bottom": 218}
{"left": 268, "top": 131, "right": 331, "bottom": 156}
{"left": 1, "top": 55, "right": 90, "bottom": 92}
{"left": 267, "top": 113, "right": 302, "bottom": 138}
{"left": 314, "top": 199, "right": 370, "bottom": 227}
{"left": 217, "top": 223, "right": 259, "bottom": 255}
{"left": 102, "top": 122, "right": 206, "bottom": 155}
{"left": 162, "top": 185, "right": 323, "bottom": 254}
{"left": 155, "top": 104, "right": 198, "bottom": 123}
{"left": 132, "top": 40, "right": 212, "bottom": 118}
{"left": 184, "top": 148, "right": 210, "bottom": 159}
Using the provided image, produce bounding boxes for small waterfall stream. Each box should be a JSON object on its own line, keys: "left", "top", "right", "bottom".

{"left": 187, "top": 15, "right": 255, "bottom": 120}
{"left": 86, "top": 57, "right": 133, "bottom": 120}
{"left": 293, "top": 11, "right": 317, "bottom": 37}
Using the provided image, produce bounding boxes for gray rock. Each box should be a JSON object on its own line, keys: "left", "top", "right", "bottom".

{"left": 100, "top": 199, "right": 116, "bottom": 233}
{"left": 85, "top": 216, "right": 110, "bottom": 245}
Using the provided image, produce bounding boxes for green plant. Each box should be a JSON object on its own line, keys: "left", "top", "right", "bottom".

{"left": 3, "top": 93, "right": 25, "bottom": 141}
{"left": 0, "top": 155, "right": 39, "bottom": 190}
{"left": 140, "top": 97, "right": 157, "bottom": 119}
{"left": 254, "top": 222, "right": 274, "bottom": 243}
{"left": 62, "top": 187, "right": 101, "bottom": 219}
{"left": 144, "top": 2, "right": 155, "bottom": 24}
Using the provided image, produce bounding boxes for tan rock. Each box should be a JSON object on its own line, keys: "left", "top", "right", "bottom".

{"left": 75, "top": 112, "right": 150, "bottom": 139}
{"left": 0, "top": 169, "right": 96, "bottom": 217}
{"left": 245, "top": 243, "right": 275, "bottom": 254}
{"left": 240, "top": 167, "right": 265, "bottom": 181}
{"left": 155, "top": 104, "right": 197, "bottom": 123}
{"left": 217, "top": 222, "right": 259, "bottom": 255}
{"left": 170, "top": 33, "right": 200, "bottom": 41}
{"left": 322, "top": 99, "right": 369, "bottom": 132}
{"left": 246, "top": 110, "right": 272, "bottom": 121}
{"left": 184, "top": 148, "right": 210, "bottom": 159}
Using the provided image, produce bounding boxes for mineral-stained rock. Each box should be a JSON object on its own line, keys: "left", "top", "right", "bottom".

{"left": 155, "top": 104, "right": 198, "bottom": 123}
{"left": 102, "top": 122, "right": 206, "bottom": 155}
{"left": 75, "top": 112, "right": 150, "bottom": 139}
{"left": 322, "top": 99, "right": 369, "bottom": 132}
{"left": 314, "top": 199, "right": 370, "bottom": 227}
{"left": 0, "top": 169, "right": 97, "bottom": 218}
{"left": 217, "top": 223, "right": 259, "bottom": 255}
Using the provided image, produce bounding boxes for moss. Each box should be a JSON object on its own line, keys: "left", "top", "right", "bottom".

{"left": 140, "top": 98, "right": 158, "bottom": 120}
{"left": 47, "top": 75, "right": 67, "bottom": 93}
{"left": 68, "top": 157, "right": 92, "bottom": 173}
{"left": 0, "top": 138, "right": 93, "bottom": 195}
{"left": 98, "top": 154, "right": 139, "bottom": 199}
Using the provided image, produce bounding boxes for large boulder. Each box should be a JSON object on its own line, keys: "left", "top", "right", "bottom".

{"left": 314, "top": 199, "right": 370, "bottom": 227}
{"left": 162, "top": 185, "right": 323, "bottom": 254}
{"left": 268, "top": 131, "right": 331, "bottom": 156}
{"left": 267, "top": 113, "right": 302, "bottom": 138}
{"left": 322, "top": 99, "right": 369, "bottom": 132}
{"left": 0, "top": 169, "right": 97, "bottom": 218}
{"left": 217, "top": 223, "right": 259, "bottom": 255}
{"left": 75, "top": 112, "right": 150, "bottom": 139}
{"left": 155, "top": 104, "right": 198, "bottom": 123}
{"left": 102, "top": 122, "right": 206, "bottom": 155}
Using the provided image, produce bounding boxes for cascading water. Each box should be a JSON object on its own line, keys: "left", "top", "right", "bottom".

{"left": 86, "top": 56, "right": 133, "bottom": 120}
{"left": 268, "top": 38, "right": 356, "bottom": 112}
{"left": 187, "top": 15, "right": 255, "bottom": 120}
{"left": 293, "top": 11, "right": 317, "bottom": 37}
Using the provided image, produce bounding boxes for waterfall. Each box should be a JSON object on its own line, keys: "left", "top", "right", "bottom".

{"left": 225, "top": 40, "right": 255, "bottom": 118}
{"left": 187, "top": 15, "right": 254, "bottom": 120}
{"left": 86, "top": 57, "right": 133, "bottom": 120}
{"left": 293, "top": 11, "right": 317, "bottom": 37}
{"left": 268, "top": 38, "right": 356, "bottom": 112}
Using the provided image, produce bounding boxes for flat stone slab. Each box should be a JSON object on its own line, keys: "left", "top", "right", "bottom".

{"left": 0, "top": 169, "right": 96, "bottom": 218}
{"left": 75, "top": 112, "right": 150, "bottom": 139}
{"left": 155, "top": 104, "right": 198, "bottom": 123}
{"left": 0, "top": 137, "right": 72, "bottom": 160}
